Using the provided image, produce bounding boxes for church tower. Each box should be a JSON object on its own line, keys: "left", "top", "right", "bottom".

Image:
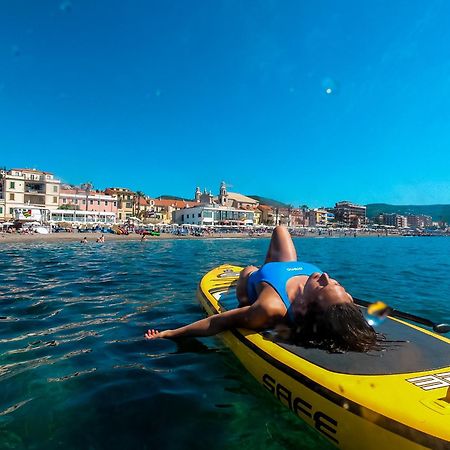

{"left": 195, "top": 186, "right": 201, "bottom": 202}
{"left": 219, "top": 181, "right": 227, "bottom": 206}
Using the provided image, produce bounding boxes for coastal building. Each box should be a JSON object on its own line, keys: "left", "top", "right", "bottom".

{"left": 0, "top": 168, "right": 60, "bottom": 221}
{"left": 308, "top": 208, "right": 330, "bottom": 227}
{"left": 153, "top": 198, "right": 197, "bottom": 224}
{"left": 194, "top": 182, "right": 259, "bottom": 209}
{"left": 406, "top": 214, "right": 433, "bottom": 229}
{"left": 375, "top": 213, "right": 408, "bottom": 228}
{"left": 333, "top": 201, "right": 366, "bottom": 228}
{"left": 172, "top": 204, "right": 255, "bottom": 227}
{"left": 104, "top": 187, "right": 135, "bottom": 222}
{"left": 135, "top": 196, "right": 156, "bottom": 221}
{"left": 49, "top": 209, "right": 116, "bottom": 224}
{"left": 252, "top": 208, "right": 262, "bottom": 225}
{"left": 290, "top": 207, "right": 309, "bottom": 227}
{"left": 257, "top": 204, "right": 275, "bottom": 225}
{"left": 59, "top": 187, "right": 118, "bottom": 214}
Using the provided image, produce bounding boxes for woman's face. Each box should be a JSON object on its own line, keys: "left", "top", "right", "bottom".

{"left": 298, "top": 272, "right": 353, "bottom": 316}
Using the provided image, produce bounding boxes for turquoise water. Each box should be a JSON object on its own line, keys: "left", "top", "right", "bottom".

{"left": 1, "top": 237, "right": 449, "bottom": 450}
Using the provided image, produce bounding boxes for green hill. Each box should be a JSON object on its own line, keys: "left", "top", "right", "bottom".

{"left": 366, "top": 204, "right": 450, "bottom": 222}
{"left": 246, "top": 195, "right": 291, "bottom": 208}
{"left": 157, "top": 195, "right": 193, "bottom": 202}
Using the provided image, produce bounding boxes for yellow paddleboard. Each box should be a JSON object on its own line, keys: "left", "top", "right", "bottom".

{"left": 197, "top": 264, "right": 450, "bottom": 450}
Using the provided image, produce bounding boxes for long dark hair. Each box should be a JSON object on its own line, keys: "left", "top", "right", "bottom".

{"left": 293, "top": 303, "right": 382, "bottom": 353}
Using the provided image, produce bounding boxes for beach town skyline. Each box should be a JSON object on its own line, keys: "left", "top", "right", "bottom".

{"left": 2, "top": 1, "right": 450, "bottom": 206}
{"left": 1, "top": 166, "right": 446, "bottom": 230}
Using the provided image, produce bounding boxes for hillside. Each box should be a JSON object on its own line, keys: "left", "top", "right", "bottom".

{"left": 246, "top": 195, "right": 290, "bottom": 208}
{"left": 156, "top": 195, "right": 193, "bottom": 202}
{"left": 366, "top": 204, "right": 450, "bottom": 222}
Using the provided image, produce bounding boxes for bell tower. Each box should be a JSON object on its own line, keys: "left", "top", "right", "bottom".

{"left": 195, "top": 186, "right": 201, "bottom": 202}
{"left": 219, "top": 181, "right": 227, "bottom": 206}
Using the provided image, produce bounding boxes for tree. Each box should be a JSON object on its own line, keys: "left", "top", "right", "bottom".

{"left": 134, "top": 190, "right": 146, "bottom": 218}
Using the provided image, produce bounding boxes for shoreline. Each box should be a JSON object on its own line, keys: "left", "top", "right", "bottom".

{"left": 0, "top": 230, "right": 414, "bottom": 244}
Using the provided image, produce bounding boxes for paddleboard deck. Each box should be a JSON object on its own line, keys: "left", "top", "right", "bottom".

{"left": 197, "top": 264, "right": 450, "bottom": 450}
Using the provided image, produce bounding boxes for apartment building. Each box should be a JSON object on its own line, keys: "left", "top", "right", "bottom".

{"left": 308, "top": 208, "right": 331, "bottom": 227}
{"left": 153, "top": 198, "right": 197, "bottom": 224}
{"left": 0, "top": 168, "right": 60, "bottom": 221}
{"left": 333, "top": 201, "right": 367, "bottom": 228}
{"left": 104, "top": 187, "right": 136, "bottom": 221}
{"left": 59, "top": 187, "right": 118, "bottom": 213}
{"left": 407, "top": 214, "right": 433, "bottom": 229}
{"left": 375, "top": 213, "right": 408, "bottom": 228}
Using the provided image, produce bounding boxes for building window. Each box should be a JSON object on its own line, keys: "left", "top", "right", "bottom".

{"left": 63, "top": 198, "right": 67, "bottom": 203}
{"left": 53, "top": 197, "right": 57, "bottom": 203}
{"left": 53, "top": 186, "right": 58, "bottom": 193}
{"left": 10, "top": 182, "right": 15, "bottom": 189}
{"left": 9, "top": 193, "right": 14, "bottom": 200}
{"left": 75, "top": 199, "right": 78, "bottom": 204}
{"left": 113, "top": 201, "right": 117, "bottom": 207}
{"left": 103, "top": 201, "right": 107, "bottom": 206}
{"left": 0, "top": 206, "right": 2, "bottom": 214}
{"left": 90, "top": 200, "right": 94, "bottom": 205}
{"left": 82, "top": 200, "right": 86, "bottom": 204}
{"left": 98, "top": 201, "right": 101, "bottom": 205}
{"left": 198, "top": 213, "right": 201, "bottom": 217}
{"left": 10, "top": 208, "right": 14, "bottom": 214}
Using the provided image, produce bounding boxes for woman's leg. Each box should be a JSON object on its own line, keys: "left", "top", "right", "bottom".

{"left": 264, "top": 226, "right": 297, "bottom": 263}
{"left": 236, "top": 265, "right": 258, "bottom": 306}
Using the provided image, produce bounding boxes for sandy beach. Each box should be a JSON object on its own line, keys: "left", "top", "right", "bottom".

{"left": 0, "top": 229, "right": 399, "bottom": 244}
{"left": 0, "top": 231, "right": 275, "bottom": 244}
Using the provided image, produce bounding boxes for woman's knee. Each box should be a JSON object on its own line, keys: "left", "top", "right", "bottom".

{"left": 236, "top": 266, "right": 258, "bottom": 305}
{"left": 240, "top": 265, "right": 258, "bottom": 278}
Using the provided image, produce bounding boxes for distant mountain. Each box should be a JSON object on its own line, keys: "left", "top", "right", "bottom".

{"left": 247, "top": 195, "right": 291, "bottom": 208}
{"left": 366, "top": 203, "right": 450, "bottom": 222}
{"left": 156, "top": 195, "right": 193, "bottom": 202}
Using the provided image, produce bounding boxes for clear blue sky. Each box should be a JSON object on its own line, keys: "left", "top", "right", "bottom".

{"left": 1, "top": 0, "right": 450, "bottom": 207}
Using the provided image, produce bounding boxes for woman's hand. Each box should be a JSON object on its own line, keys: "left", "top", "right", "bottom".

{"left": 145, "top": 329, "right": 170, "bottom": 339}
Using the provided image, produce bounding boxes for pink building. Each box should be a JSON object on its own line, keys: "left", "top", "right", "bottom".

{"left": 59, "top": 188, "right": 118, "bottom": 214}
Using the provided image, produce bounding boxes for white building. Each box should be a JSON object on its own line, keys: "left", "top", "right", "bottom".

{"left": 13, "top": 207, "right": 116, "bottom": 224}
{"left": 172, "top": 204, "right": 254, "bottom": 227}
{"left": 49, "top": 209, "right": 116, "bottom": 224}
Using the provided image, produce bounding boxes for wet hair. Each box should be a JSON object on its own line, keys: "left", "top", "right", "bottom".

{"left": 293, "top": 303, "right": 382, "bottom": 353}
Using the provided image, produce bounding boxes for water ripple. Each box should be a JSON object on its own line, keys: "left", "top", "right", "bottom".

{"left": 0, "top": 237, "right": 449, "bottom": 450}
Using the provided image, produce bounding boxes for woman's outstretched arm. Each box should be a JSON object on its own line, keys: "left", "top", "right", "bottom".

{"left": 145, "top": 302, "right": 281, "bottom": 340}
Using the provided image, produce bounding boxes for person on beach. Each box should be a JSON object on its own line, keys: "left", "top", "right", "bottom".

{"left": 145, "top": 226, "right": 378, "bottom": 352}
{"left": 81, "top": 237, "right": 88, "bottom": 244}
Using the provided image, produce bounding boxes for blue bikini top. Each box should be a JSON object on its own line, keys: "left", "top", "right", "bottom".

{"left": 246, "top": 261, "right": 322, "bottom": 322}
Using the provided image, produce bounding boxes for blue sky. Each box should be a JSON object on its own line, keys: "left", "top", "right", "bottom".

{"left": 1, "top": 0, "right": 450, "bottom": 207}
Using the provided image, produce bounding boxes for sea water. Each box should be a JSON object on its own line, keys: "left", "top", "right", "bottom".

{"left": 1, "top": 236, "right": 449, "bottom": 450}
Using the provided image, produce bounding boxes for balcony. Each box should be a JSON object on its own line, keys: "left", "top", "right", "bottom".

{"left": 25, "top": 189, "right": 45, "bottom": 194}
{"left": 25, "top": 182, "right": 45, "bottom": 194}
{"left": 24, "top": 194, "right": 46, "bottom": 206}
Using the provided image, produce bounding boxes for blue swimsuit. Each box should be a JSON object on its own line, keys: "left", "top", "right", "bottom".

{"left": 247, "top": 261, "right": 322, "bottom": 322}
